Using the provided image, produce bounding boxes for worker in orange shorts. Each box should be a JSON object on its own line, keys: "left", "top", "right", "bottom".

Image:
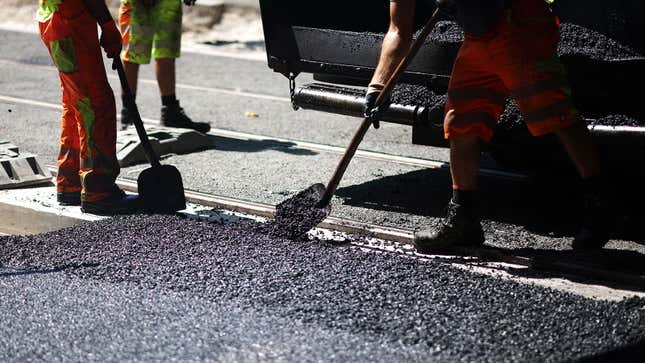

{"left": 37, "top": 0, "right": 141, "bottom": 214}
{"left": 366, "top": 0, "right": 612, "bottom": 251}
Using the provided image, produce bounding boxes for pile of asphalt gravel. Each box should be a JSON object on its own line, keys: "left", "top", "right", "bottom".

{"left": 426, "top": 21, "right": 642, "bottom": 60}
{"left": 558, "top": 23, "right": 641, "bottom": 60}
{"left": 395, "top": 21, "right": 645, "bottom": 127}
{"left": 271, "top": 183, "right": 330, "bottom": 239}
{"left": 390, "top": 83, "right": 447, "bottom": 110}
{"left": 427, "top": 20, "right": 464, "bottom": 43}
{"left": 1, "top": 215, "right": 644, "bottom": 361}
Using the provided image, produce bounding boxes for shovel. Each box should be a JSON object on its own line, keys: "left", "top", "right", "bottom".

{"left": 112, "top": 59, "right": 186, "bottom": 213}
{"left": 273, "top": 9, "right": 444, "bottom": 239}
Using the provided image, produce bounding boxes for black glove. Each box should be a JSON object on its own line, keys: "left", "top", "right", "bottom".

{"left": 435, "top": 0, "right": 457, "bottom": 20}
{"left": 183, "top": 0, "right": 197, "bottom": 5}
{"left": 364, "top": 91, "right": 390, "bottom": 129}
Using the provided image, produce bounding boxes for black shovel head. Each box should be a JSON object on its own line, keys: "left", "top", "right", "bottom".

{"left": 137, "top": 164, "right": 186, "bottom": 213}
{"left": 271, "top": 183, "right": 332, "bottom": 240}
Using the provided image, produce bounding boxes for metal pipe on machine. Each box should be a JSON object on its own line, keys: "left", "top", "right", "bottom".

{"left": 293, "top": 83, "right": 425, "bottom": 126}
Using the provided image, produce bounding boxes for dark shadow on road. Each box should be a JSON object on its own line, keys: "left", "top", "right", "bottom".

{"left": 0, "top": 263, "right": 99, "bottom": 278}
{"left": 578, "top": 338, "right": 645, "bottom": 362}
{"left": 335, "top": 167, "right": 645, "bottom": 244}
{"left": 208, "top": 134, "right": 319, "bottom": 156}
{"left": 466, "top": 246, "right": 645, "bottom": 292}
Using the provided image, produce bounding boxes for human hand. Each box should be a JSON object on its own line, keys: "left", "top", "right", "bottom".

{"left": 100, "top": 20, "right": 122, "bottom": 58}
{"left": 364, "top": 91, "right": 390, "bottom": 129}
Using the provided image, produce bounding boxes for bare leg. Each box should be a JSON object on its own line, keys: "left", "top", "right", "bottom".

{"left": 554, "top": 121, "right": 601, "bottom": 179}
{"left": 449, "top": 135, "right": 481, "bottom": 191}
{"left": 155, "top": 58, "right": 175, "bottom": 97}
{"left": 122, "top": 60, "right": 140, "bottom": 96}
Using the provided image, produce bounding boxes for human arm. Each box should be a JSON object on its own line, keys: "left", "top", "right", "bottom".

{"left": 82, "top": 0, "right": 122, "bottom": 58}
{"left": 368, "top": 0, "right": 415, "bottom": 94}
{"left": 365, "top": 0, "right": 415, "bottom": 125}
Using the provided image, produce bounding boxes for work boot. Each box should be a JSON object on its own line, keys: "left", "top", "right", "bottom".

{"left": 120, "top": 107, "right": 133, "bottom": 130}
{"left": 572, "top": 190, "right": 613, "bottom": 250}
{"left": 57, "top": 191, "right": 81, "bottom": 206}
{"left": 160, "top": 101, "right": 210, "bottom": 133}
{"left": 81, "top": 186, "right": 143, "bottom": 216}
{"left": 414, "top": 201, "right": 485, "bottom": 254}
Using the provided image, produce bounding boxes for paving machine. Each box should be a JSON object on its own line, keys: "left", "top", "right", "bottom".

{"left": 259, "top": 0, "right": 645, "bottom": 173}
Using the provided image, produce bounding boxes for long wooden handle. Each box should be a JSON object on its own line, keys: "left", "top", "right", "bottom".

{"left": 113, "top": 59, "right": 161, "bottom": 168}
{"left": 317, "top": 9, "right": 442, "bottom": 208}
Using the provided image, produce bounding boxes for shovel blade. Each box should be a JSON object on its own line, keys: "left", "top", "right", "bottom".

{"left": 272, "top": 183, "right": 332, "bottom": 240}
{"left": 137, "top": 164, "right": 186, "bottom": 213}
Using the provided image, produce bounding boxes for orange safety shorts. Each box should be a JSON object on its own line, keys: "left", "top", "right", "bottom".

{"left": 444, "top": 0, "right": 579, "bottom": 142}
{"left": 39, "top": 6, "right": 120, "bottom": 202}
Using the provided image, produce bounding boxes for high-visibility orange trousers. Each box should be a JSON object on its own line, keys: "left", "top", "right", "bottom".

{"left": 39, "top": 9, "right": 120, "bottom": 202}
{"left": 444, "top": 0, "right": 578, "bottom": 142}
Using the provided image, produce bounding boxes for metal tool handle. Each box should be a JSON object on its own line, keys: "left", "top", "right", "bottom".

{"left": 317, "top": 9, "right": 442, "bottom": 208}
{"left": 112, "top": 58, "right": 162, "bottom": 168}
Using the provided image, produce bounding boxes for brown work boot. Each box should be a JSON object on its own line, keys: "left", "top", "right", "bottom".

{"left": 81, "top": 186, "right": 143, "bottom": 216}
{"left": 414, "top": 201, "right": 485, "bottom": 254}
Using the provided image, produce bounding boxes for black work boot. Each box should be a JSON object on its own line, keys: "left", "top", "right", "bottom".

{"left": 57, "top": 191, "right": 81, "bottom": 206}
{"left": 160, "top": 101, "right": 210, "bottom": 133}
{"left": 81, "top": 186, "right": 143, "bottom": 216}
{"left": 414, "top": 200, "right": 485, "bottom": 254}
{"left": 572, "top": 189, "right": 613, "bottom": 251}
{"left": 120, "top": 107, "right": 133, "bottom": 130}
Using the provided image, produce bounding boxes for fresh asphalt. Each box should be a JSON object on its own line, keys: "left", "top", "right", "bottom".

{"left": 1, "top": 215, "right": 645, "bottom": 362}
{"left": 1, "top": 28, "right": 645, "bottom": 361}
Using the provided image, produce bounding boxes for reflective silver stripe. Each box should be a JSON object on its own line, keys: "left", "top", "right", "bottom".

{"left": 523, "top": 99, "right": 574, "bottom": 124}
{"left": 510, "top": 77, "right": 569, "bottom": 99}
{"left": 448, "top": 88, "right": 507, "bottom": 105}
{"left": 447, "top": 112, "right": 497, "bottom": 129}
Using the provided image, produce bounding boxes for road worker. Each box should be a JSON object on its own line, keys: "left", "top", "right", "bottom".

{"left": 366, "top": 0, "right": 612, "bottom": 252}
{"left": 118, "top": 0, "right": 210, "bottom": 133}
{"left": 37, "top": 0, "right": 141, "bottom": 214}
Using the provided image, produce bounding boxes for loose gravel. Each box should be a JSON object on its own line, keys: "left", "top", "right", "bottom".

{"left": 272, "top": 182, "right": 330, "bottom": 239}
{"left": 390, "top": 21, "right": 645, "bottom": 127}
{"left": 1, "top": 215, "right": 644, "bottom": 361}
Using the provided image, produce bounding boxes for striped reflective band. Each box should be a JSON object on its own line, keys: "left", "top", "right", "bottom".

{"left": 523, "top": 99, "right": 574, "bottom": 124}
{"left": 510, "top": 77, "right": 570, "bottom": 99}
{"left": 448, "top": 88, "right": 507, "bottom": 105}
{"left": 448, "top": 112, "right": 498, "bottom": 129}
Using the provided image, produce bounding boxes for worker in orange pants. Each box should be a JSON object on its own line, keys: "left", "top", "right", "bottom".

{"left": 38, "top": 0, "right": 140, "bottom": 214}
{"left": 367, "top": 0, "right": 612, "bottom": 251}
